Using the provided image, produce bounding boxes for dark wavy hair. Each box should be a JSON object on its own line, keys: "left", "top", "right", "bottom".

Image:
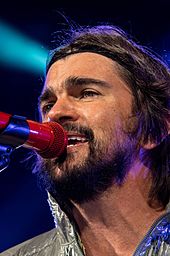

{"left": 45, "top": 25, "right": 170, "bottom": 209}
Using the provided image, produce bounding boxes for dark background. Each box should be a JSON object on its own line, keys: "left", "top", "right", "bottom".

{"left": 0, "top": 1, "right": 170, "bottom": 252}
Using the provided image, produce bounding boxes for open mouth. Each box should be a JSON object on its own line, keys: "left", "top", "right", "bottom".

{"left": 67, "top": 134, "right": 89, "bottom": 147}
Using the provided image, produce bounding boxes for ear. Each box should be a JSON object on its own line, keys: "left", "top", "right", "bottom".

{"left": 142, "top": 122, "right": 170, "bottom": 150}
{"left": 142, "top": 141, "right": 158, "bottom": 150}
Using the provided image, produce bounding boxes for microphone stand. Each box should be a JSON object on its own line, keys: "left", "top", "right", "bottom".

{"left": 0, "top": 144, "right": 14, "bottom": 172}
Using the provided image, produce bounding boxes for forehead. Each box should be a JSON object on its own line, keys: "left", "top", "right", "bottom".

{"left": 44, "top": 52, "right": 127, "bottom": 90}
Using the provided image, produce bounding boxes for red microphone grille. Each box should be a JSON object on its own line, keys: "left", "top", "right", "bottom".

{"left": 38, "top": 122, "right": 68, "bottom": 159}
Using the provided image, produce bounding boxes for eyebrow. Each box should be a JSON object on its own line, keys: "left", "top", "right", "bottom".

{"left": 38, "top": 87, "right": 55, "bottom": 107}
{"left": 64, "top": 76, "right": 111, "bottom": 89}
{"left": 38, "top": 76, "right": 111, "bottom": 106}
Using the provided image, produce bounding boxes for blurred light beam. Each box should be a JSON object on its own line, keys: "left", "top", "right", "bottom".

{"left": 0, "top": 22, "right": 48, "bottom": 74}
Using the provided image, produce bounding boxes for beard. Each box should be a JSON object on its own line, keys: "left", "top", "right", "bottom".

{"left": 33, "top": 123, "right": 137, "bottom": 205}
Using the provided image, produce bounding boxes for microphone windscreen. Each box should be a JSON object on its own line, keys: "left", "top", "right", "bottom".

{"left": 37, "top": 122, "right": 68, "bottom": 159}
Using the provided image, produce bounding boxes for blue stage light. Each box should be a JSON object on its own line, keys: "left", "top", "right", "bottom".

{"left": 0, "top": 22, "right": 48, "bottom": 74}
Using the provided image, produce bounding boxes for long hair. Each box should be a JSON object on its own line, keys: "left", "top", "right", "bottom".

{"left": 46, "top": 25, "right": 170, "bottom": 208}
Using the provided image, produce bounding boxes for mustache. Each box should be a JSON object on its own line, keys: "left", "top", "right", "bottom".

{"left": 62, "top": 123, "right": 94, "bottom": 141}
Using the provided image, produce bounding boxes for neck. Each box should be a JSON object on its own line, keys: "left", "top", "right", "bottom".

{"left": 72, "top": 160, "right": 165, "bottom": 256}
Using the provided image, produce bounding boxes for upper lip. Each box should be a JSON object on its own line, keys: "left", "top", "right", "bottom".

{"left": 67, "top": 132, "right": 86, "bottom": 138}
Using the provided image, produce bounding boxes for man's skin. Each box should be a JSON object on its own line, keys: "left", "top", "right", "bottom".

{"left": 40, "top": 52, "right": 166, "bottom": 256}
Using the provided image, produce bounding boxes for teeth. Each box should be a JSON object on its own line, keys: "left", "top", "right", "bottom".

{"left": 68, "top": 136, "right": 87, "bottom": 142}
{"left": 67, "top": 136, "right": 88, "bottom": 146}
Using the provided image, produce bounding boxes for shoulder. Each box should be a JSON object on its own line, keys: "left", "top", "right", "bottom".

{"left": 1, "top": 228, "right": 58, "bottom": 256}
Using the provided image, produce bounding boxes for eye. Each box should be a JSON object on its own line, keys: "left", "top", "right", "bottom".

{"left": 80, "top": 90, "right": 100, "bottom": 99}
{"left": 41, "top": 102, "right": 54, "bottom": 115}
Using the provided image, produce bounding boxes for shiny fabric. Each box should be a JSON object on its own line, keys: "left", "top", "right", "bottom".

{"left": 133, "top": 212, "right": 170, "bottom": 255}
{"left": 1, "top": 194, "right": 170, "bottom": 256}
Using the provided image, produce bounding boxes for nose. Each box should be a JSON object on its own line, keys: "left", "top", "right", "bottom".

{"left": 47, "top": 97, "right": 80, "bottom": 125}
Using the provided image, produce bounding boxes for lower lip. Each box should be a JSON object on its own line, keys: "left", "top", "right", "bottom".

{"left": 67, "top": 142, "right": 88, "bottom": 151}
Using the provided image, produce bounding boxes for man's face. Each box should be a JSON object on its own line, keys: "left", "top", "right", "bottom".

{"left": 38, "top": 52, "right": 137, "bottom": 203}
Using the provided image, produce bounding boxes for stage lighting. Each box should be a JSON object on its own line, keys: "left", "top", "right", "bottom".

{"left": 0, "top": 21, "right": 48, "bottom": 74}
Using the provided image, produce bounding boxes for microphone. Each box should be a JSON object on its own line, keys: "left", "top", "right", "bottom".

{"left": 0, "top": 112, "right": 68, "bottom": 159}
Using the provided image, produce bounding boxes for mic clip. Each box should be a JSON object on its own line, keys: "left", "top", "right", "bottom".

{"left": 0, "top": 114, "right": 29, "bottom": 172}
{"left": 0, "top": 114, "right": 29, "bottom": 147}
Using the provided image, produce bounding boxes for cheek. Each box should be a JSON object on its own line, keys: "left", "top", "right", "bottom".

{"left": 80, "top": 102, "right": 118, "bottom": 141}
{"left": 81, "top": 102, "right": 115, "bottom": 126}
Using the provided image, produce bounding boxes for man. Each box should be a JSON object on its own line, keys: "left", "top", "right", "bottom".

{"left": 2, "top": 25, "right": 170, "bottom": 255}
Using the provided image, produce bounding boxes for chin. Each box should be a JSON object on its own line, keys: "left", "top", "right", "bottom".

{"left": 53, "top": 155, "right": 87, "bottom": 179}
{"left": 53, "top": 167, "right": 63, "bottom": 178}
